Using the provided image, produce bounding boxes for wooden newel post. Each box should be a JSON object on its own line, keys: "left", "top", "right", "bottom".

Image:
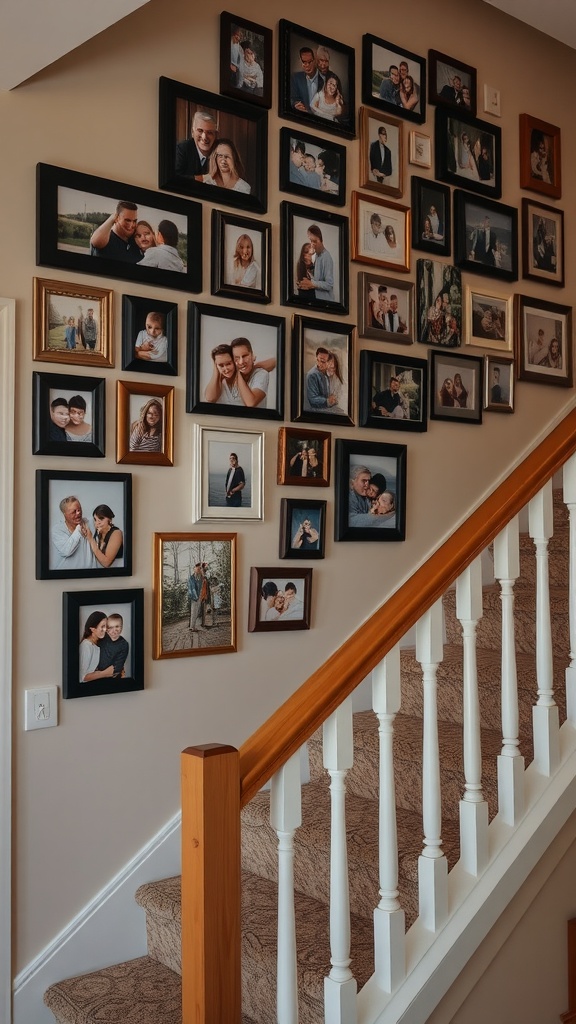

{"left": 181, "top": 744, "right": 241, "bottom": 1024}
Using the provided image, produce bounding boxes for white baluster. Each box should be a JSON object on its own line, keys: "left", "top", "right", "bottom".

{"left": 323, "top": 698, "right": 357, "bottom": 1024}
{"left": 563, "top": 454, "right": 576, "bottom": 726}
{"left": 416, "top": 599, "right": 448, "bottom": 931}
{"left": 529, "top": 482, "right": 560, "bottom": 775}
{"left": 270, "top": 752, "right": 302, "bottom": 1024}
{"left": 493, "top": 517, "right": 524, "bottom": 825}
{"left": 456, "top": 557, "right": 489, "bottom": 876}
{"left": 372, "top": 646, "right": 405, "bottom": 993}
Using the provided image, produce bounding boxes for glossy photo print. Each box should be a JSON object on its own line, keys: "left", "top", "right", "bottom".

{"left": 416, "top": 259, "right": 462, "bottom": 347}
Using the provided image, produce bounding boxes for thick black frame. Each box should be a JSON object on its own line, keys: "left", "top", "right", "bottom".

{"left": 454, "top": 190, "right": 518, "bottom": 283}
{"left": 279, "top": 128, "right": 347, "bottom": 207}
{"left": 435, "top": 108, "right": 502, "bottom": 199}
{"left": 359, "top": 351, "right": 428, "bottom": 433}
{"left": 521, "top": 198, "right": 564, "bottom": 289}
{"left": 428, "top": 50, "right": 477, "bottom": 115}
{"left": 362, "top": 34, "right": 426, "bottom": 125}
{"left": 62, "top": 588, "right": 144, "bottom": 699}
{"left": 334, "top": 438, "right": 407, "bottom": 542}
{"left": 210, "top": 209, "right": 272, "bottom": 304}
{"left": 122, "top": 295, "right": 178, "bottom": 376}
{"left": 279, "top": 498, "right": 326, "bottom": 560}
{"left": 291, "top": 314, "right": 354, "bottom": 427}
{"left": 33, "top": 371, "right": 105, "bottom": 457}
{"left": 220, "top": 11, "right": 273, "bottom": 108}
{"left": 281, "top": 200, "right": 349, "bottom": 315}
{"left": 36, "top": 163, "right": 201, "bottom": 294}
{"left": 410, "top": 176, "right": 451, "bottom": 256}
{"left": 248, "top": 566, "right": 313, "bottom": 632}
{"left": 359, "top": 107, "right": 404, "bottom": 199}
{"left": 278, "top": 20, "right": 356, "bottom": 140}
{"left": 429, "top": 350, "right": 483, "bottom": 424}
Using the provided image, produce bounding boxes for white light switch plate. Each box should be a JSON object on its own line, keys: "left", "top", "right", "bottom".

{"left": 484, "top": 84, "right": 501, "bottom": 117}
{"left": 25, "top": 686, "right": 58, "bottom": 730}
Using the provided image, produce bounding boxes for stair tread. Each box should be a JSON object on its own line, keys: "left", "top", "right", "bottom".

{"left": 43, "top": 955, "right": 181, "bottom": 1024}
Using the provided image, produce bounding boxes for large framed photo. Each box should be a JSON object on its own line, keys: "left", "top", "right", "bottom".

{"left": 278, "top": 20, "right": 356, "bottom": 139}
{"left": 37, "top": 163, "right": 201, "bottom": 293}
{"left": 428, "top": 50, "right": 476, "bottom": 115}
{"left": 429, "top": 350, "right": 483, "bottom": 424}
{"left": 522, "top": 199, "right": 564, "bottom": 287}
{"left": 466, "top": 287, "right": 513, "bottom": 351}
{"left": 153, "top": 533, "right": 236, "bottom": 658}
{"left": 519, "top": 114, "right": 561, "bottom": 200}
{"left": 186, "top": 301, "right": 284, "bottom": 421}
{"left": 33, "top": 278, "right": 113, "bottom": 368}
{"left": 158, "top": 77, "right": 268, "bottom": 214}
{"left": 193, "top": 424, "right": 264, "bottom": 522}
{"left": 334, "top": 438, "right": 407, "bottom": 542}
{"left": 352, "top": 192, "right": 410, "bottom": 272}
{"left": 435, "top": 109, "right": 501, "bottom": 199}
{"left": 416, "top": 258, "right": 462, "bottom": 347}
{"left": 116, "top": 381, "right": 174, "bottom": 467}
{"left": 277, "top": 427, "right": 331, "bottom": 487}
{"left": 248, "top": 567, "right": 312, "bottom": 632}
{"left": 357, "top": 271, "right": 413, "bottom": 343}
{"left": 484, "top": 354, "right": 514, "bottom": 413}
{"left": 410, "top": 176, "right": 450, "bottom": 256}
{"left": 36, "top": 469, "right": 132, "bottom": 580}
{"left": 454, "top": 191, "right": 518, "bottom": 282}
{"left": 220, "top": 12, "right": 272, "bottom": 108}
{"left": 33, "top": 371, "right": 105, "bottom": 458}
{"left": 279, "top": 499, "right": 326, "bottom": 560}
{"left": 279, "top": 128, "right": 346, "bottom": 207}
{"left": 515, "top": 295, "right": 572, "bottom": 387}
{"left": 280, "top": 201, "right": 349, "bottom": 315}
{"left": 359, "top": 351, "right": 428, "bottom": 432}
{"left": 211, "top": 209, "right": 271, "bottom": 304}
{"left": 362, "top": 34, "right": 426, "bottom": 124}
{"left": 121, "top": 295, "right": 178, "bottom": 376}
{"left": 359, "top": 107, "right": 403, "bottom": 198}
{"left": 291, "top": 315, "right": 354, "bottom": 427}
{"left": 62, "top": 589, "right": 144, "bottom": 700}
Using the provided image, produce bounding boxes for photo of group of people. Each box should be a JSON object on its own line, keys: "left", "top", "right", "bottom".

{"left": 417, "top": 259, "right": 462, "bottom": 347}
{"left": 365, "top": 36, "right": 424, "bottom": 122}
{"left": 430, "top": 352, "right": 482, "bottom": 423}
{"left": 288, "top": 136, "right": 342, "bottom": 199}
{"left": 44, "top": 293, "right": 102, "bottom": 355}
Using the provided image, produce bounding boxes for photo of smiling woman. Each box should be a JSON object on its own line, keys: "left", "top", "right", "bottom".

{"left": 129, "top": 397, "right": 163, "bottom": 452}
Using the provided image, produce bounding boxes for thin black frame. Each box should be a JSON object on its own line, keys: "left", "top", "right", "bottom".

{"left": 410, "top": 176, "right": 451, "bottom": 256}
{"left": 359, "top": 351, "right": 428, "bottom": 432}
{"left": 278, "top": 20, "right": 356, "bottom": 140}
{"left": 428, "top": 50, "right": 477, "bottom": 116}
{"left": 454, "top": 190, "right": 518, "bottom": 283}
{"left": 334, "top": 438, "right": 407, "bottom": 542}
{"left": 36, "top": 163, "right": 201, "bottom": 294}
{"left": 248, "top": 566, "right": 313, "bottom": 632}
{"left": 362, "top": 34, "right": 426, "bottom": 125}
{"left": 122, "top": 295, "right": 178, "bottom": 375}
{"left": 210, "top": 209, "right": 272, "bottom": 304}
{"left": 33, "top": 371, "right": 105, "bottom": 457}
{"left": 291, "top": 314, "right": 354, "bottom": 427}
{"left": 279, "top": 128, "right": 346, "bottom": 207}
{"left": 279, "top": 498, "right": 326, "bottom": 559}
{"left": 277, "top": 427, "right": 331, "bottom": 487}
{"left": 435, "top": 108, "right": 502, "bottom": 199}
{"left": 220, "top": 11, "right": 273, "bottom": 108}
{"left": 521, "top": 198, "right": 564, "bottom": 288}
{"left": 280, "top": 201, "right": 349, "bottom": 315}
{"left": 429, "top": 350, "right": 483, "bottom": 424}
{"left": 62, "top": 588, "right": 144, "bottom": 699}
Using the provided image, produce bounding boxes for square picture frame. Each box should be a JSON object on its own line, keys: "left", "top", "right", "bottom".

{"left": 121, "top": 295, "right": 178, "bottom": 376}
{"left": 465, "top": 287, "right": 513, "bottom": 351}
{"left": 33, "top": 277, "right": 113, "bottom": 368}
{"left": 248, "top": 566, "right": 313, "bottom": 632}
{"left": 63, "top": 588, "right": 144, "bottom": 699}
{"left": 519, "top": 114, "right": 561, "bottom": 200}
{"left": 211, "top": 209, "right": 271, "bottom": 304}
{"left": 352, "top": 191, "right": 410, "bottom": 272}
{"left": 435, "top": 109, "right": 502, "bottom": 199}
{"left": 291, "top": 314, "right": 354, "bottom": 427}
{"left": 193, "top": 424, "right": 264, "bottom": 522}
{"left": 429, "top": 350, "right": 483, "bottom": 424}
{"left": 416, "top": 258, "right": 462, "bottom": 347}
{"left": 428, "top": 50, "right": 476, "bottom": 115}
{"left": 220, "top": 12, "right": 272, "bottom": 108}
{"left": 279, "top": 499, "right": 326, "bottom": 559}
{"left": 410, "top": 176, "right": 451, "bottom": 256}
{"left": 515, "top": 294, "right": 572, "bottom": 387}
{"left": 334, "top": 438, "right": 407, "bottom": 542}
{"left": 359, "top": 107, "right": 404, "bottom": 198}
{"left": 484, "top": 354, "right": 514, "bottom": 413}
{"left": 522, "top": 198, "right": 564, "bottom": 288}
{"left": 362, "top": 34, "right": 426, "bottom": 124}
{"left": 153, "top": 533, "right": 237, "bottom": 658}
{"left": 277, "top": 427, "right": 331, "bottom": 487}
{"left": 279, "top": 128, "right": 346, "bottom": 207}
{"left": 454, "top": 191, "right": 518, "bottom": 282}
{"left": 409, "top": 130, "right": 432, "bottom": 168}
{"left": 280, "top": 201, "right": 349, "bottom": 315}
{"left": 116, "top": 381, "right": 174, "bottom": 467}
{"left": 278, "top": 20, "right": 356, "bottom": 139}
{"left": 357, "top": 271, "right": 414, "bottom": 342}
{"left": 359, "top": 351, "right": 428, "bottom": 432}
{"left": 33, "top": 371, "right": 105, "bottom": 457}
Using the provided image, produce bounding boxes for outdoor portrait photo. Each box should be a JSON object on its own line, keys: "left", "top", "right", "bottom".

{"left": 33, "top": 371, "right": 105, "bottom": 457}
{"left": 334, "top": 438, "right": 407, "bottom": 541}
{"left": 435, "top": 111, "right": 501, "bottom": 198}
{"left": 281, "top": 202, "right": 349, "bottom": 315}
{"left": 220, "top": 12, "right": 272, "bottom": 107}
{"left": 122, "top": 295, "right": 178, "bottom": 375}
{"left": 279, "top": 129, "right": 346, "bottom": 206}
{"left": 279, "top": 20, "right": 356, "bottom": 138}
{"left": 416, "top": 258, "right": 462, "bottom": 347}
{"left": 62, "top": 588, "right": 144, "bottom": 699}
{"left": 193, "top": 425, "right": 263, "bottom": 522}
{"left": 359, "top": 108, "right": 403, "bottom": 197}
{"left": 362, "top": 34, "right": 425, "bottom": 123}
{"left": 359, "top": 351, "right": 428, "bottom": 432}
{"left": 33, "top": 277, "right": 113, "bottom": 368}
{"left": 277, "top": 427, "right": 331, "bottom": 487}
{"left": 430, "top": 351, "right": 483, "bottom": 423}
{"left": 357, "top": 271, "right": 413, "bottom": 342}
{"left": 211, "top": 209, "right": 271, "bottom": 303}
{"left": 454, "top": 192, "right": 518, "bottom": 281}
{"left": 516, "top": 295, "right": 572, "bottom": 387}
{"left": 291, "top": 316, "right": 354, "bottom": 426}
{"left": 248, "top": 566, "right": 312, "bottom": 631}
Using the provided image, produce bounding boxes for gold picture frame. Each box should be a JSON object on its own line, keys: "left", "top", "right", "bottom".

{"left": 33, "top": 277, "right": 114, "bottom": 367}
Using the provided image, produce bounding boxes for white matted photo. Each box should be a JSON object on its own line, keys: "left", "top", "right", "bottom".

{"left": 193, "top": 425, "right": 264, "bottom": 522}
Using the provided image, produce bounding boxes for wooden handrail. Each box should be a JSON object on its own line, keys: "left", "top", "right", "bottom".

{"left": 239, "top": 408, "right": 576, "bottom": 806}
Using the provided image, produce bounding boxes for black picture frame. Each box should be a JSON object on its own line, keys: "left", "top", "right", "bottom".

{"left": 278, "top": 20, "right": 356, "bottom": 139}
{"left": 362, "top": 34, "right": 426, "bottom": 124}
{"left": 62, "top": 588, "right": 144, "bottom": 699}
{"left": 410, "top": 176, "right": 451, "bottom": 256}
{"left": 359, "top": 351, "right": 428, "bottom": 432}
{"left": 36, "top": 163, "right": 201, "bottom": 294}
{"left": 158, "top": 77, "right": 268, "bottom": 214}
{"left": 435, "top": 108, "right": 502, "bottom": 199}
{"left": 521, "top": 198, "right": 564, "bottom": 288}
{"left": 429, "top": 350, "right": 483, "bottom": 424}
{"left": 248, "top": 566, "right": 313, "bottom": 632}
{"left": 220, "top": 11, "right": 272, "bottom": 108}
{"left": 33, "top": 372, "right": 105, "bottom": 457}
{"left": 36, "top": 469, "right": 132, "bottom": 580}
{"left": 334, "top": 438, "right": 407, "bottom": 542}
{"left": 291, "top": 314, "right": 354, "bottom": 427}
{"left": 515, "top": 294, "right": 572, "bottom": 388}
{"left": 210, "top": 209, "right": 272, "bottom": 304}
{"left": 280, "top": 201, "right": 349, "bottom": 315}
{"left": 279, "top": 498, "right": 326, "bottom": 559}
{"left": 416, "top": 258, "right": 462, "bottom": 347}
{"left": 121, "top": 295, "right": 178, "bottom": 376}
{"left": 453, "top": 191, "right": 518, "bottom": 282}
{"left": 428, "top": 50, "right": 477, "bottom": 115}
{"left": 279, "top": 128, "right": 346, "bottom": 207}
{"left": 186, "top": 301, "right": 284, "bottom": 421}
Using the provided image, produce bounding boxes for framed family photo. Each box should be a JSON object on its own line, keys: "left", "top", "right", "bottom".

{"left": 359, "top": 351, "right": 428, "bottom": 432}
{"left": 359, "top": 107, "right": 403, "bottom": 198}
{"left": 334, "top": 438, "right": 407, "bottom": 542}
{"left": 352, "top": 192, "right": 410, "bottom": 272}
{"left": 62, "top": 588, "right": 144, "bottom": 700}
{"left": 416, "top": 258, "right": 462, "bottom": 347}
{"left": 33, "top": 277, "right": 113, "bottom": 368}
{"left": 519, "top": 114, "right": 561, "bottom": 200}
{"left": 211, "top": 209, "right": 271, "bottom": 303}
{"left": 484, "top": 354, "right": 514, "bottom": 413}
{"left": 411, "top": 176, "right": 450, "bottom": 256}
{"left": 116, "top": 381, "right": 174, "bottom": 467}
{"left": 357, "top": 271, "right": 414, "bottom": 343}
{"left": 521, "top": 199, "right": 564, "bottom": 287}
{"left": 428, "top": 50, "right": 476, "bottom": 115}
{"left": 279, "top": 128, "right": 346, "bottom": 207}
{"left": 122, "top": 295, "right": 178, "bottom": 375}
{"left": 515, "top": 294, "right": 572, "bottom": 387}
{"left": 220, "top": 11, "right": 272, "bottom": 108}
{"left": 248, "top": 566, "right": 312, "bottom": 632}
{"left": 278, "top": 20, "right": 356, "bottom": 139}
{"left": 291, "top": 315, "right": 354, "bottom": 427}
{"left": 279, "top": 499, "right": 326, "bottom": 559}
{"left": 429, "top": 350, "right": 483, "bottom": 424}
{"left": 280, "top": 201, "right": 349, "bottom": 315}
{"left": 435, "top": 109, "right": 502, "bottom": 199}
{"left": 362, "top": 34, "right": 426, "bottom": 124}
{"left": 454, "top": 191, "right": 518, "bottom": 282}
{"left": 33, "top": 371, "right": 105, "bottom": 458}
{"left": 192, "top": 424, "right": 264, "bottom": 522}
{"left": 466, "top": 287, "right": 513, "bottom": 351}
{"left": 277, "top": 427, "right": 331, "bottom": 487}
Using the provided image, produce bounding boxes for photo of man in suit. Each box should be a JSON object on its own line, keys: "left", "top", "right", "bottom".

{"left": 175, "top": 111, "right": 218, "bottom": 177}
{"left": 469, "top": 215, "right": 498, "bottom": 267}
{"left": 370, "top": 125, "right": 392, "bottom": 183}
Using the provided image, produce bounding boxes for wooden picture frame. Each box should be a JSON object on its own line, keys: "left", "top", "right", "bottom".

{"left": 33, "top": 277, "right": 113, "bottom": 368}
{"left": 33, "top": 371, "right": 105, "bottom": 457}
{"left": 429, "top": 350, "right": 483, "bottom": 424}
{"left": 515, "top": 294, "right": 572, "bottom": 387}
{"left": 410, "top": 176, "right": 450, "bottom": 256}
{"left": 357, "top": 271, "right": 414, "bottom": 343}
{"left": 484, "top": 354, "right": 514, "bottom": 413}
{"left": 278, "top": 20, "right": 356, "bottom": 139}
{"left": 279, "top": 499, "right": 326, "bottom": 559}
{"left": 522, "top": 198, "right": 564, "bottom": 288}
{"left": 416, "top": 258, "right": 462, "bottom": 347}
{"left": 362, "top": 34, "right": 426, "bottom": 124}
{"left": 519, "top": 113, "right": 561, "bottom": 200}
{"left": 454, "top": 190, "right": 518, "bottom": 282}
{"left": 359, "top": 107, "right": 403, "bottom": 198}
{"left": 409, "top": 130, "right": 432, "bottom": 168}
{"left": 121, "top": 295, "right": 178, "bottom": 376}
{"left": 351, "top": 191, "right": 410, "bottom": 272}
{"left": 116, "top": 381, "right": 174, "bottom": 467}
{"left": 359, "top": 350, "right": 428, "bottom": 432}
{"left": 280, "top": 200, "right": 349, "bottom": 315}
{"left": 210, "top": 209, "right": 272, "bottom": 304}
{"left": 334, "top": 438, "right": 407, "bottom": 542}
{"left": 291, "top": 314, "right": 354, "bottom": 427}
{"left": 220, "top": 11, "right": 272, "bottom": 108}
{"left": 435, "top": 108, "right": 502, "bottom": 199}
{"left": 465, "top": 287, "right": 513, "bottom": 351}
{"left": 279, "top": 128, "right": 346, "bottom": 207}
{"left": 192, "top": 424, "right": 264, "bottom": 522}
{"left": 277, "top": 427, "right": 331, "bottom": 487}
{"left": 428, "top": 49, "right": 476, "bottom": 115}
{"left": 248, "top": 566, "right": 312, "bottom": 631}
{"left": 63, "top": 588, "right": 144, "bottom": 699}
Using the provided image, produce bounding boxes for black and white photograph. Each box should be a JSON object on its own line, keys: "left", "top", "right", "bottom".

{"left": 334, "top": 438, "right": 407, "bottom": 542}
{"left": 291, "top": 315, "right": 354, "bottom": 426}
{"left": 429, "top": 350, "right": 483, "bottom": 424}
{"left": 428, "top": 50, "right": 476, "bottom": 115}
{"left": 122, "top": 295, "right": 178, "bottom": 375}
{"left": 33, "top": 371, "right": 105, "bottom": 458}
{"left": 416, "top": 259, "right": 462, "bottom": 347}
{"left": 62, "top": 588, "right": 144, "bottom": 699}
{"left": 359, "top": 351, "right": 428, "bottom": 432}
{"left": 454, "top": 191, "right": 518, "bottom": 282}
{"left": 357, "top": 271, "right": 414, "bottom": 342}
{"left": 435, "top": 109, "right": 501, "bottom": 199}
{"left": 193, "top": 425, "right": 263, "bottom": 522}
{"left": 220, "top": 12, "right": 272, "bottom": 108}
{"left": 279, "top": 128, "right": 346, "bottom": 206}
{"left": 281, "top": 201, "right": 349, "bottom": 315}
{"left": 279, "top": 20, "right": 356, "bottom": 138}
{"left": 522, "top": 198, "right": 564, "bottom": 287}
{"left": 484, "top": 355, "right": 514, "bottom": 413}
{"left": 362, "top": 34, "right": 426, "bottom": 123}
{"left": 211, "top": 209, "right": 271, "bottom": 303}
{"left": 359, "top": 107, "right": 403, "bottom": 197}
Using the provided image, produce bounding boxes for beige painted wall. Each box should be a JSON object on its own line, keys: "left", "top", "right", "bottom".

{"left": 4, "top": 0, "right": 576, "bottom": 972}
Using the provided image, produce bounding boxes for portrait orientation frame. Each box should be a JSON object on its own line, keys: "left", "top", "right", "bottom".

{"left": 291, "top": 314, "right": 354, "bottom": 427}
{"left": 454, "top": 191, "right": 518, "bottom": 283}
{"left": 33, "top": 371, "right": 105, "bottom": 458}
{"left": 352, "top": 192, "right": 410, "bottom": 273}
{"left": 519, "top": 114, "right": 561, "bottom": 200}
{"left": 435, "top": 108, "right": 502, "bottom": 199}
{"left": 219, "top": 11, "right": 273, "bottom": 109}
{"left": 248, "top": 566, "right": 313, "bottom": 632}
{"left": 192, "top": 424, "right": 264, "bottom": 523}
{"left": 484, "top": 354, "right": 514, "bottom": 414}
{"left": 362, "top": 34, "right": 426, "bottom": 124}
{"left": 521, "top": 198, "right": 564, "bottom": 288}
{"left": 409, "top": 130, "right": 432, "bottom": 168}
{"left": 280, "top": 201, "right": 349, "bottom": 316}
{"left": 428, "top": 50, "right": 477, "bottom": 116}
{"left": 359, "top": 107, "right": 404, "bottom": 199}
{"left": 279, "top": 128, "right": 347, "bottom": 207}
{"left": 429, "top": 350, "right": 483, "bottom": 425}
{"left": 116, "top": 381, "right": 174, "bottom": 467}
{"left": 514, "top": 294, "right": 572, "bottom": 388}
{"left": 359, "top": 351, "right": 428, "bottom": 433}
{"left": 33, "top": 277, "right": 114, "bottom": 368}
{"left": 416, "top": 258, "right": 462, "bottom": 348}
{"left": 210, "top": 209, "right": 272, "bottom": 304}
{"left": 153, "top": 532, "right": 237, "bottom": 659}
{"left": 278, "top": 20, "right": 356, "bottom": 140}
{"left": 277, "top": 427, "right": 331, "bottom": 487}
{"left": 62, "top": 588, "right": 144, "bottom": 700}
{"left": 334, "top": 438, "right": 407, "bottom": 543}
{"left": 465, "top": 286, "right": 513, "bottom": 352}
{"left": 279, "top": 499, "right": 326, "bottom": 560}
{"left": 410, "top": 176, "right": 451, "bottom": 257}
{"left": 158, "top": 77, "right": 268, "bottom": 214}
{"left": 121, "top": 295, "right": 178, "bottom": 376}
{"left": 36, "top": 163, "right": 201, "bottom": 294}
{"left": 357, "top": 271, "right": 414, "bottom": 343}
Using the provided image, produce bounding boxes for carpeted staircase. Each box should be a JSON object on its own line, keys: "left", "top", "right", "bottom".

{"left": 44, "top": 496, "right": 569, "bottom": 1024}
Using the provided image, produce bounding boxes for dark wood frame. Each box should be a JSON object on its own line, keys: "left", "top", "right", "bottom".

{"left": 334, "top": 438, "right": 407, "bottom": 542}
{"left": 248, "top": 566, "right": 313, "bottom": 632}
{"left": 362, "top": 34, "right": 426, "bottom": 124}
{"left": 357, "top": 271, "right": 414, "bottom": 343}
{"left": 33, "top": 371, "right": 105, "bottom": 458}
{"left": 278, "top": 20, "right": 356, "bottom": 140}
{"left": 121, "top": 295, "right": 178, "bottom": 376}
{"left": 454, "top": 190, "right": 518, "bottom": 282}
{"left": 62, "top": 588, "right": 144, "bottom": 699}
{"left": 279, "top": 127, "right": 346, "bottom": 207}
{"left": 116, "top": 380, "right": 174, "bottom": 467}
{"left": 219, "top": 11, "right": 273, "bottom": 108}
{"left": 33, "top": 277, "right": 114, "bottom": 368}
{"left": 483, "top": 354, "right": 514, "bottom": 414}
{"left": 410, "top": 176, "right": 451, "bottom": 256}
{"left": 280, "top": 200, "right": 349, "bottom": 315}
{"left": 429, "top": 350, "right": 483, "bottom": 424}
{"left": 359, "top": 351, "right": 428, "bottom": 432}
{"left": 210, "top": 209, "right": 272, "bottom": 304}
{"left": 359, "top": 107, "right": 404, "bottom": 198}
{"left": 277, "top": 427, "right": 331, "bottom": 487}
{"left": 428, "top": 49, "right": 477, "bottom": 115}
{"left": 519, "top": 113, "right": 561, "bottom": 200}
{"left": 351, "top": 192, "right": 410, "bottom": 272}
{"left": 514, "top": 294, "right": 572, "bottom": 388}
{"left": 291, "top": 314, "right": 354, "bottom": 427}
{"left": 435, "top": 108, "right": 502, "bottom": 199}
{"left": 521, "top": 198, "right": 564, "bottom": 288}
{"left": 279, "top": 499, "right": 326, "bottom": 560}
{"left": 416, "top": 258, "right": 463, "bottom": 347}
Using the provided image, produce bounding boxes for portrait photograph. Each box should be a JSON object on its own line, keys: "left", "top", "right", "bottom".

{"left": 428, "top": 50, "right": 476, "bottom": 115}
{"left": 362, "top": 34, "right": 426, "bottom": 124}
{"left": 466, "top": 287, "right": 513, "bottom": 351}
{"left": 116, "top": 381, "right": 174, "bottom": 467}
{"left": 278, "top": 20, "right": 356, "bottom": 139}
{"left": 220, "top": 12, "right": 272, "bottom": 108}
{"left": 291, "top": 315, "right": 354, "bottom": 427}
{"left": 211, "top": 209, "right": 271, "bottom": 304}
{"left": 357, "top": 271, "right": 414, "bottom": 343}
{"left": 121, "top": 295, "right": 178, "bottom": 376}
{"left": 158, "top": 77, "right": 268, "bottom": 214}
{"left": 359, "top": 351, "right": 428, "bottom": 433}
{"left": 186, "top": 301, "right": 284, "bottom": 421}
{"left": 429, "top": 350, "right": 483, "bottom": 424}
{"left": 33, "top": 277, "right": 113, "bottom": 368}
{"left": 281, "top": 201, "right": 349, "bottom": 315}
{"left": 454, "top": 191, "right": 518, "bottom": 282}
{"left": 519, "top": 114, "right": 561, "bottom": 200}
{"left": 410, "top": 176, "right": 450, "bottom": 256}
{"left": 334, "top": 438, "right": 407, "bottom": 542}
{"left": 279, "top": 499, "right": 326, "bottom": 560}
{"left": 277, "top": 427, "right": 331, "bottom": 488}
{"left": 153, "top": 533, "right": 236, "bottom": 659}
{"left": 416, "top": 258, "right": 462, "bottom": 347}
{"left": 248, "top": 566, "right": 312, "bottom": 632}
{"left": 352, "top": 192, "right": 410, "bottom": 272}
{"left": 435, "top": 109, "right": 502, "bottom": 199}
{"left": 36, "top": 469, "right": 132, "bottom": 580}
{"left": 515, "top": 295, "right": 572, "bottom": 388}
{"left": 522, "top": 199, "right": 564, "bottom": 288}
{"left": 279, "top": 128, "right": 346, "bottom": 207}
{"left": 193, "top": 424, "right": 264, "bottom": 522}
{"left": 359, "top": 107, "right": 403, "bottom": 198}
{"left": 484, "top": 355, "right": 514, "bottom": 413}
{"left": 409, "top": 130, "right": 432, "bottom": 168}
{"left": 62, "top": 588, "right": 144, "bottom": 700}
{"left": 33, "top": 371, "right": 105, "bottom": 458}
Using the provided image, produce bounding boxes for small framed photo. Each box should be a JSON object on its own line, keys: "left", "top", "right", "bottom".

{"left": 359, "top": 107, "right": 403, "bottom": 197}
{"left": 410, "top": 176, "right": 450, "bottom": 256}
{"left": 522, "top": 199, "right": 564, "bottom": 288}
{"left": 428, "top": 50, "right": 476, "bottom": 115}
{"left": 278, "top": 20, "right": 356, "bottom": 139}
{"left": 454, "top": 191, "right": 518, "bottom": 282}
{"left": 186, "top": 301, "right": 284, "bottom": 421}
{"left": 362, "top": 34, "right": 426, "bottom": 124}
{"left": 515, "top": 294, "right": 572, "bottom": 387}
{"left": 279, "top": 499, "right": 326, "bottom": 559}
{"left": 484, "top": 355, "right": 514, "bottom": 413}
{"left": 334, "top": 438, "right": 407, "bottom": 542}
{"left": 211, "top": 209, "right": 271, "bottom": 304}
{"left": 62, "top": 589, "right": 144, "bottom": 699}
{"left": 192, "top": 424, "right": 264, "bottom": 522}
{"left": 519, "top": 114, "right": 561, "bottom": 200}
{"left": 116, "top": 381, "right": 174, "bottom": 467}
{"left": 121, "top": 295, "right": 178, "bottom": 376}
{"left": 357, "top": 271, "right": 414, "bottom": 343}
{"left": 220, "top": 12, "right": 272, "bottom": 108}
{"left": 352, "top": 192, "right": 410, "bottom": 272}
{"left": 429, "top": 350, "right": 483, "bottom": 424}
{"left": 33, "top": 277, "right": 113, "bottom": 368}
{"left": 466, "top": 287, "right": 513, "bottom": 351}
{"left": 435, "top": 109, "right": 501, "bottom": 199}
{"left": 33, "top": 371, "right": 105, "bottom": 457}
{"left": 359, "top": 351, "right": 428, "bottom": 432}
{"left": 291, "top": 314, "right": 354, "bottom": 427}
{"left": 409, "top": 130, "right": 432, "bottom": 168}
{"left": 153, "top": 533, "right": 237, "bottom": 658}
{"left": 36, "top": 469, "right": 132, "bottom": 580}
{"left": 280, "top": 201, "right": 349, "bottom": 315}
{"left": 248, "top": 567, "right": 312, "bottom": 632}
{"left": 277, "top": 427, "right": 331, "bottom": 487}
{"left": 158, "top": 77, "right": 268, "bottom": 214}
{"left": 279, "top": 128, "right": 346, "bottom": 207}
{"left": 416, "top": 259, "right": 462, "bottom": 347}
